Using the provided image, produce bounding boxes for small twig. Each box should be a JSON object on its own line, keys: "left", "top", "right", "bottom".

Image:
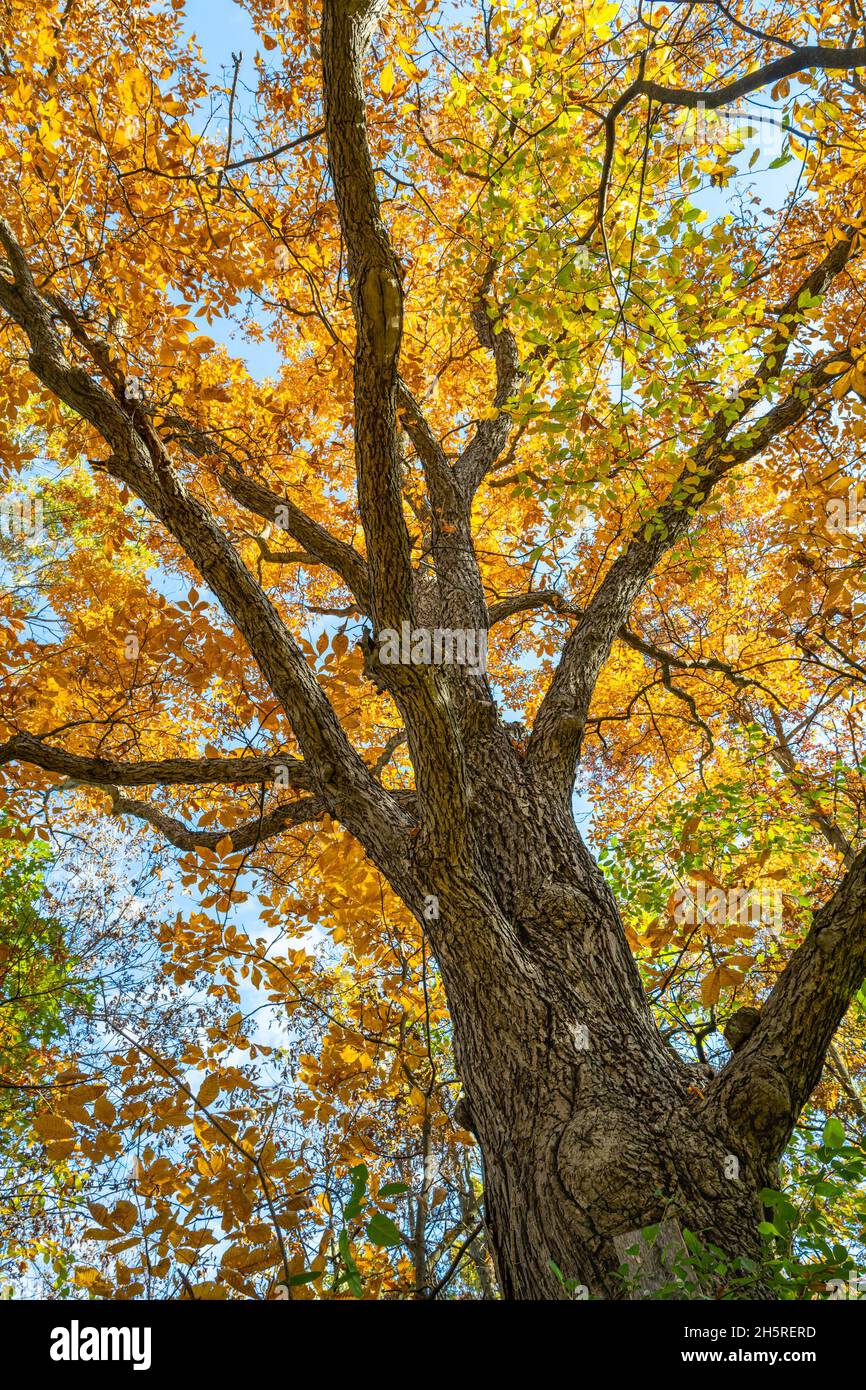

{"left": 216, "top": 51, "right": 243, "bottom": 202}
{"left": 416, "top": 1220, "right": 485, "bottom": 1299}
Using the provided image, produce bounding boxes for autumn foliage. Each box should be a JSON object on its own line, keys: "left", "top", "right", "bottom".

{"left": 0, "top": 0, "right": 865, "bottom": 1299}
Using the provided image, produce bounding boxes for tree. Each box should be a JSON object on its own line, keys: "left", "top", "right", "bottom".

{"left": 0, "top": 815, "right": 77, "bottom": 1142}
{"left": 1, "top": 0, "right": 866, "bottom": 1298}
{"left": 0, "top": 815, "right": 94, "bottom": 1294}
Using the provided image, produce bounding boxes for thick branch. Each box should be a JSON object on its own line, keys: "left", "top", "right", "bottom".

{"left": 643, "top": 45, "right": 866, "bottom": 109}
{"left": 0, "top": 217, "right": 408, "bottom": 868}
{"left": 396, "top": 378, "right": 456, "bottom": 506}
{"left": 591, "top": 45, "right": 866, "bottom": 235}
{"left": 710, "top": 846, "right": 866, "bottom": 1160}
{"left": 527, "top": 232, "right": 856, "bottom": 797}
{"left": 320, "top": 0, "right": 476, "bottom": 849}
{"left": 395, "top": 271, "right": 514, "bottom": 632}
{"left": 0, "top": 732, "right": 310, "bottom": 790}
{"left": 220, "top": 467, "right": 372, "bottom": 611}
{"left": 455, "top": 262, "right": 524, "bottom": 497}
{"left": 162, "top": 412, "right": 372, "bottom": 610}
{"left": 487, "top": 589, "right": 574, "bottom": 627}
{"left": 321, "top": 0, "right": 415, "bottom": 632}
{"left": 106, "top": 788, "right": 324, "bottom": 853}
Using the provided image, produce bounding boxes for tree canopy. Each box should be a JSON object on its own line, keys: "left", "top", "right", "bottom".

{"left": 0, "top": 0, "right": 865, "bottom": 1300}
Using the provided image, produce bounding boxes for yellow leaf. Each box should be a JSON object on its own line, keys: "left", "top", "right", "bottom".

{"left": 701, "top": 967, "right": 722, "bottom": 1007}
{"left": 111, "top": 1201, "right": 138, "bottom": 1233}
{"left": 33, "top": 1113, "right": 74, "bottom": 1142}
{"left": 118, "top": 67, "right": 150, "bottom": 113}
{"left": 44, "top": 1138, "right": 75, "bottom": 1163}
{"left": 197, "top": 1073, "right": 221, "bottom": 1108}
{"left": 701, "top": 965, "right": 743, "bottom": 1006}
{"left": 93, "top": 1095, "right": 116, "bottom": 1126}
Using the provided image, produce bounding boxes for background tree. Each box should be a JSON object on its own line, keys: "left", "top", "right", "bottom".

{"left": 1, "top": 0, "right": 866, "bottom": 1297}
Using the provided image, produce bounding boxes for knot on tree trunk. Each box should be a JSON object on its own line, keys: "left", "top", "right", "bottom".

{"left": 722, "top": 1058, "right": 793, "bottom": 1157}
{"left": 359, "top": 265, "right": 403, "bottom": 366}
{"left": 724, "top": 1005, "right": 762, "bottom": 1051}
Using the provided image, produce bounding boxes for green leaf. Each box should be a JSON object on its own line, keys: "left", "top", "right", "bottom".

{"left": 336, "top": 1229, "right": 363, "bottom": 1299}
{"left": 366, "top": 1212, "right": 402, "bottom": 1248}
{"left": 823, "top": 1117, "right": 845, "bottom": 1150}
{"left": 378, "top": 1182, "right": 409, "bottom": 1198}
{"left": 344, "top": 1163, "right": 369, "bottom": 1220}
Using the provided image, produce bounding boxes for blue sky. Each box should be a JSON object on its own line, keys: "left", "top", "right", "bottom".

{"left": 180, "top": 0, "right": 282, "bottom": 378}
{"left": 182, "top": 0, "right": 261, "bottom": 84}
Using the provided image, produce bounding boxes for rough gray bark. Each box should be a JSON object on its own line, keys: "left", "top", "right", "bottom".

{"left": 413, "top": 729, "right": 778, "bottom": 1298}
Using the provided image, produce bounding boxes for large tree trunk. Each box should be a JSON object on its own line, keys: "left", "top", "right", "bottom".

{"left": 421, "top": 735, "right": 771, "bottom": 1299}
{"left": 446, "top": 948, "right": 769, "bottom": 1299}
